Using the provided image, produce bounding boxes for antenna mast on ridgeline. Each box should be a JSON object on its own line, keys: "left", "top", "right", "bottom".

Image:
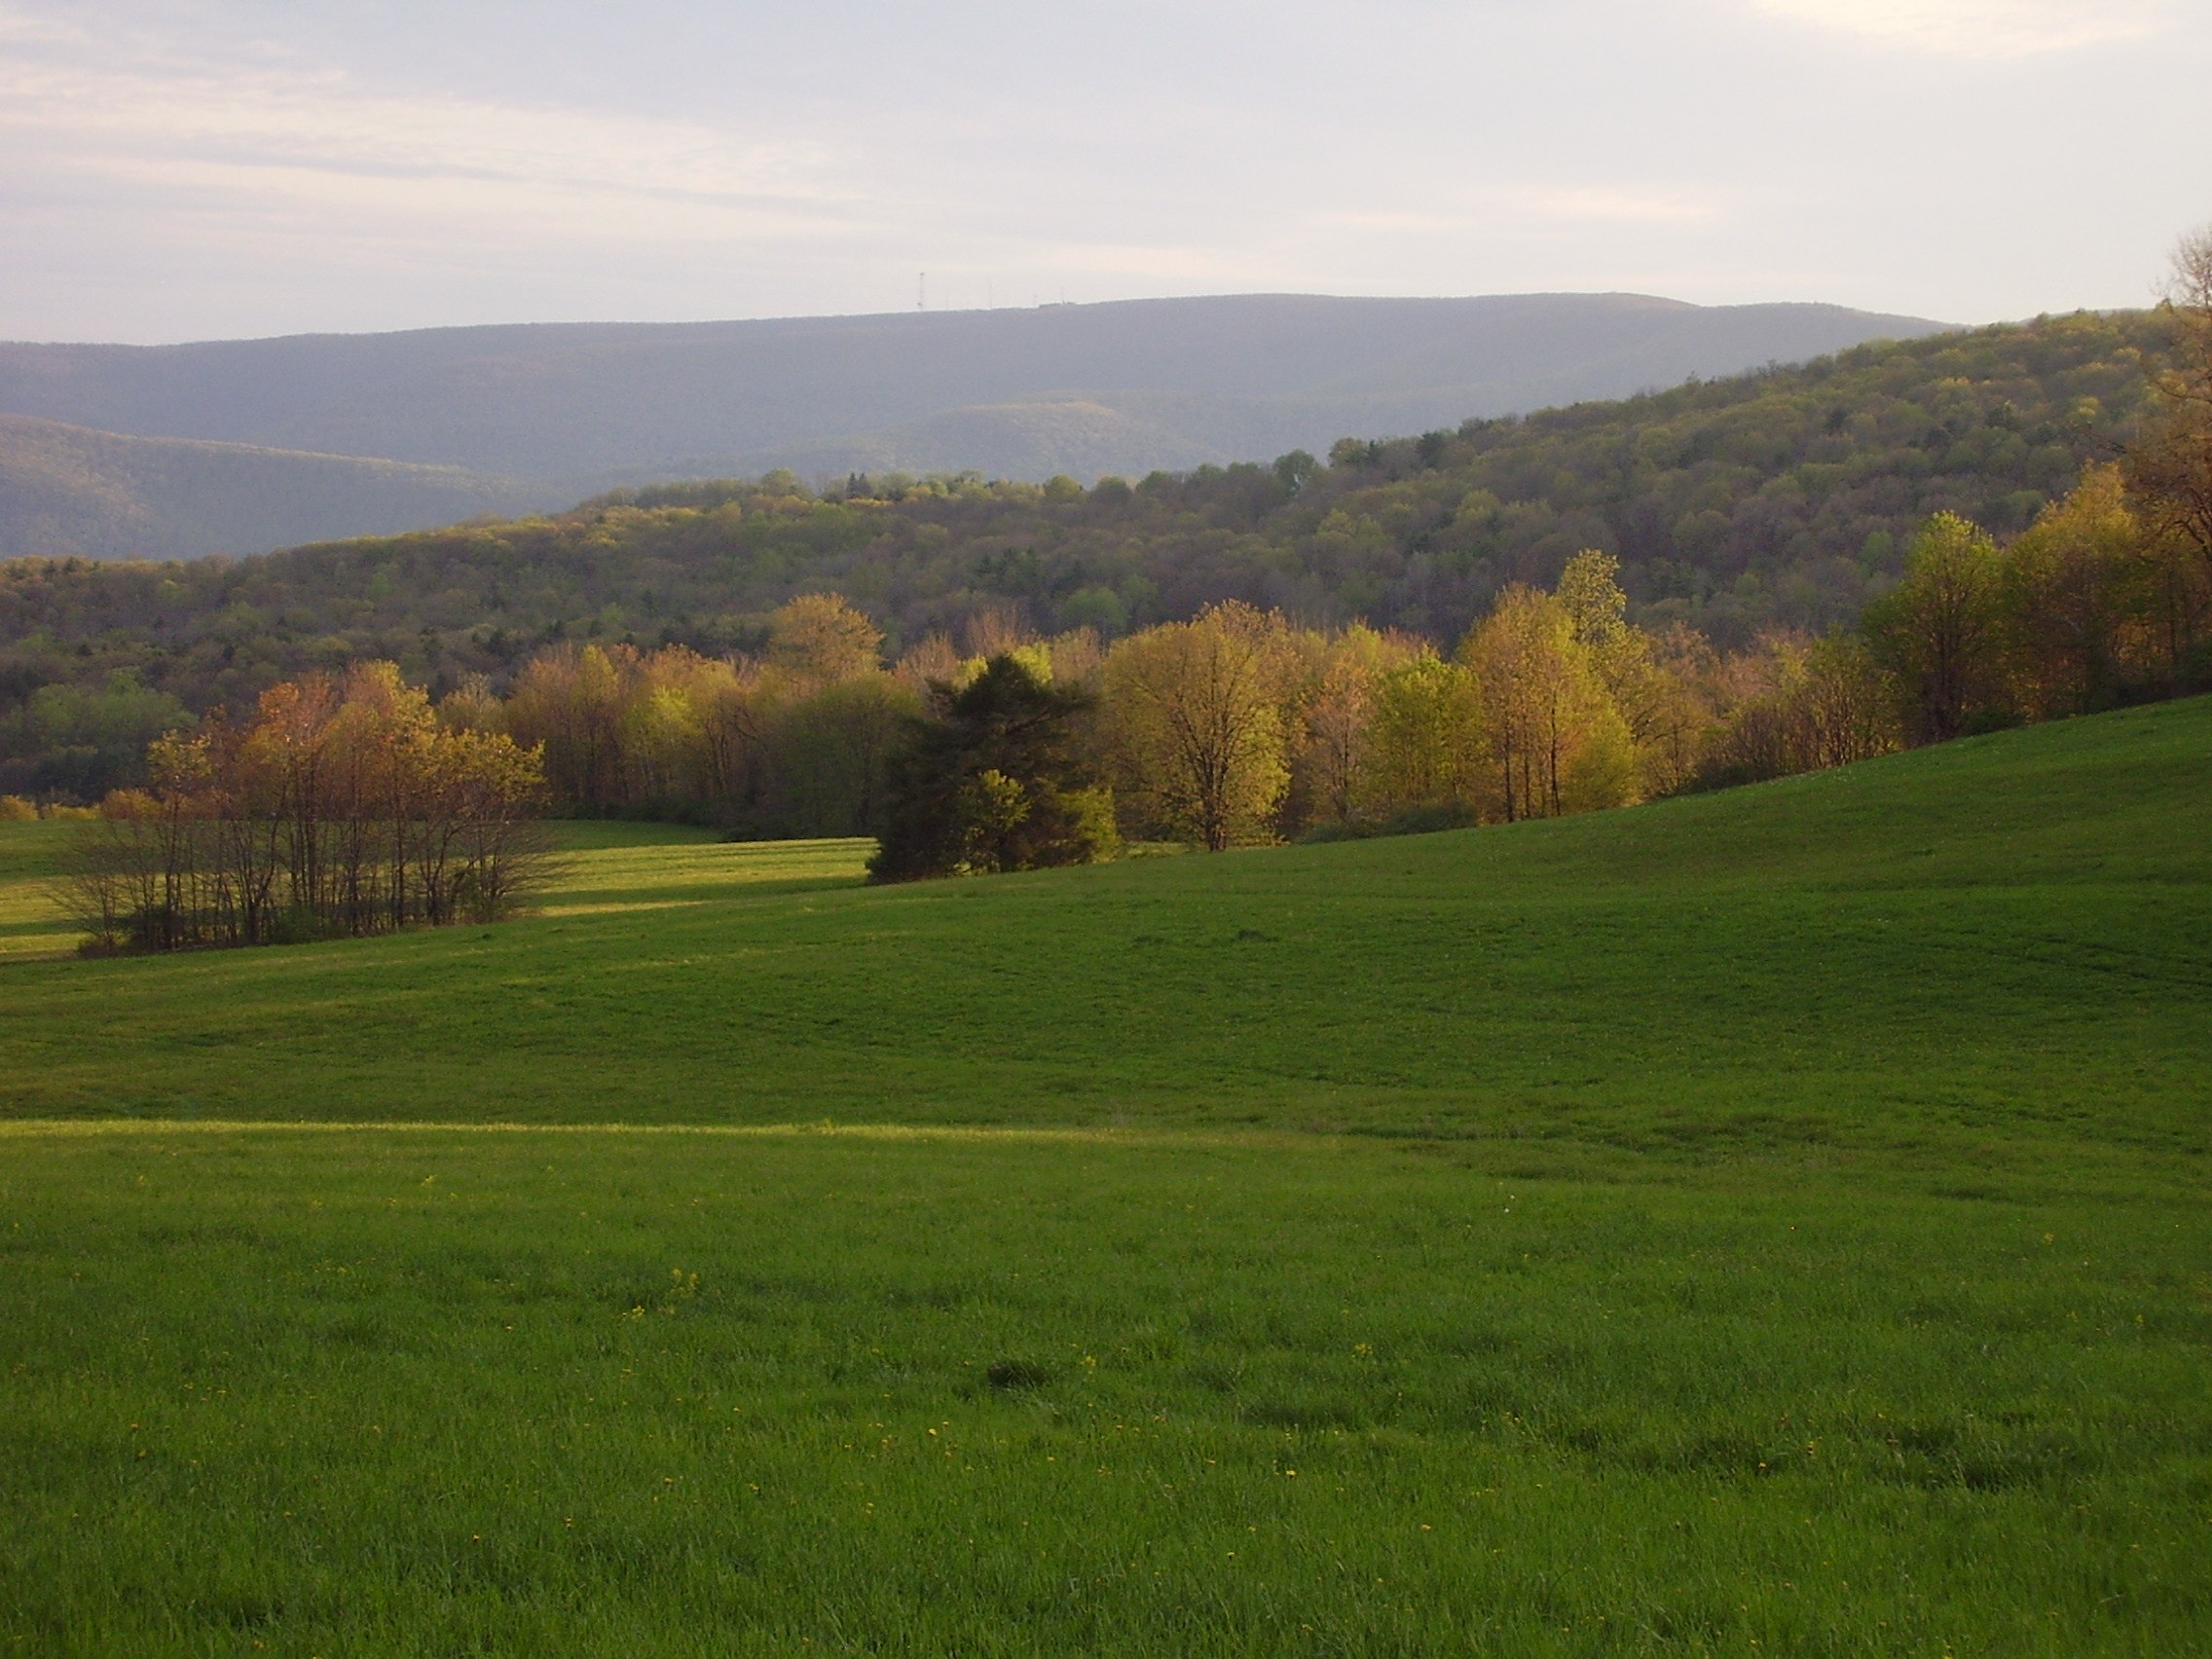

{"left": 918, "top": 272, "right": 926, "bottom": 313}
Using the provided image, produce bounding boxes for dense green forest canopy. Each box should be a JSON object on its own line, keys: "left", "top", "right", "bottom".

{"left": 0, "top": 311, "right": 2167, "bottom": 797}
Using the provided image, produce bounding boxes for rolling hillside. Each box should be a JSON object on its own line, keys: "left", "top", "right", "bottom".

{"left": 0, "top": 701, "right": 2205, "bottom": 1653}
{"left": 0, "top": 293, "right": 1947, "bottom": 561}
{"left": 4, "top": 697, "right": 2203, "bottom": 1142}
{"left": 0, "top": 414, "right": 535, "bottom": 562}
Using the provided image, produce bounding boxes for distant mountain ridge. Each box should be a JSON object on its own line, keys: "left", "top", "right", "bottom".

{"left": 0, "top": 414, "right": 531, "bottom": 564}
{"left": 0, "top": 292, "right": 1952, "bottom": 559}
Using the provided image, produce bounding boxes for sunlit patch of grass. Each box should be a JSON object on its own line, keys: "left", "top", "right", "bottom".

{"left": 0, "top": 821, "right": 868, "bottom": 959}
{"left": 0, "top": 821, "right": 83, "bottom": 959}
{"left": 535, "top": 899, "right": 719, "bottom": 918}
{"left": 540, "top": 832, "right": 872, "bottom": 910}
{"left": 0, "top": 1118, "right": 1252, "bottom": 1150}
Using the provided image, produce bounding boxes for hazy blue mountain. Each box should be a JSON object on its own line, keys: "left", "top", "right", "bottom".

{"left": 0, "top": 292, "right": 1950, "bottom": 557}
{"left": 0, "top": 414, "right": 534, "bottom": 562}
{"left": 2, "top": 293, "right": 1947, "bottom": 479}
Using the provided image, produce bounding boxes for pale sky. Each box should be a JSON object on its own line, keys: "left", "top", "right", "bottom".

{"left": 1, "top": 0, "right": 2205, "bottom": 344}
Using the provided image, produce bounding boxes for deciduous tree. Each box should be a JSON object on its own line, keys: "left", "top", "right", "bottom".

{"left": 1360, "top": 653, "right": 1484, "bottom": 817}
{"left": 1459, "top": 587, "right": 1635, "bottom": 820}
{"left": 1293, "top": 625, "right": 1410, "bottom": 828}
{"left": 2003, "top": 466, "right": 2154, "bottom": 715}
{"left": 60, "top": 664, "right": 546, "bottom": 951}
{"left": 1104, "top": 601, "right": 1291, "bottom": 850}
{"left": 2127, "top": 227, "right": 2212, "bottom": 592}
{"left": 766, "top": 593, "right": 884, "bottom": 688}
{"left": 1863, "top": 512, "right": 2009, "bottom": 742}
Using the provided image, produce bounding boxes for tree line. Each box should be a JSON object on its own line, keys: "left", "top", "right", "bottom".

{"left": 58, "top": 662, "right": 549, "bottom": 952}
{"left": 162, "top": 432, "right": 2188, "bottom": 887}
{"left": 46, "top": 448, "right": 2209, "bottom": 929}
{"left": 0, "top": 308, "right": 2180, "bottom": 804}
{"left": 868, "top": 441, "right": 2202, "bottom": 877}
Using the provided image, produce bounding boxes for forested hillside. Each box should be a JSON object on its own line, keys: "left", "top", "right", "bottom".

{"left": 0, "top": 310, "right": 2162, "bottom": 765}
{"left": 0, "top": 413, "right": 532, "bottom": 561}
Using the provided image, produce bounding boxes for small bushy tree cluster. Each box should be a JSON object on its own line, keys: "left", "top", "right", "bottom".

{"left": 58, "top": 662, "right": 549, "bottom": 952}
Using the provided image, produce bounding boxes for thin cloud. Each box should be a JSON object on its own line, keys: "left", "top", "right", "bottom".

{"left": 0, "top": 2, "right": 87, "bottom": 47}
{"left": 0, "top": 39, "right": 853, "bottom": 220}
{"left": 1512, "top": 188, "right": 1723, "bottom": 227}
{"left": 1744, "top": 0, "right": 2171, "bottom": 58}
{"left": 1327, "top": 190, "right": 1722, "bottom": 234}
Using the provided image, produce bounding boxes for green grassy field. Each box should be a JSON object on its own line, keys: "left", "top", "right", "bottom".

{"left": 0, "top": 820, "right": 92, "bottom": 961}
{"left": 2, "top": 700, "right": 2208, "bottom": 1654}
{"left": 0, "top": 819, "right": 867, "bottom": 965}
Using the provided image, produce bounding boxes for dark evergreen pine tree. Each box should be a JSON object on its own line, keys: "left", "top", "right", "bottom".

{"left": 868, "top": 654, "right": 1113, "bottom": 882}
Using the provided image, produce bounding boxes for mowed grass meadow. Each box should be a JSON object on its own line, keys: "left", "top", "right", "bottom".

{"left": 2, "top": 699, "right": 2208, "bottom": 1655}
